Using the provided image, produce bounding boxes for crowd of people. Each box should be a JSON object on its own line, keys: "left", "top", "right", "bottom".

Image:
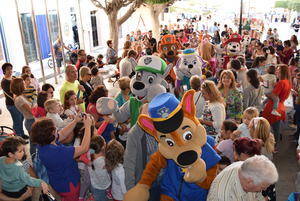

{"left": 0, "top": 17, "right": 299, "bottom": 201}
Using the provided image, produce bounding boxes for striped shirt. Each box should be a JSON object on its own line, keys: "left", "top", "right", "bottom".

{"left": 207, "top": 161, "right": 265, "bottom": 201}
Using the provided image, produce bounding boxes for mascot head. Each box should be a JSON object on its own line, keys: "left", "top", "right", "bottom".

{"left": 158, "top": 34, "right": 181, "bottom": 58}
{"left": 176, "top": 49, "right": 206, "bottom": 78}
{"left": 130, "top": 55, "right": 172, "bottom": 102}
{"left": 224, "top": 33, "right": 242, "bottom": 56}
{"left": 138, "top": 90, "right": 207, "bottom": 181}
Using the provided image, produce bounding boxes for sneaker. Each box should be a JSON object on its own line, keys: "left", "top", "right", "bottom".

{"left": 271, "top": 110, "right": 281, "bottom": 116}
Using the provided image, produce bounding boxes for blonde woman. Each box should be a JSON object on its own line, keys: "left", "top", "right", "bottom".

{"left": 218, "top": 70, "right": 243, "bottom": 122}
{"left": 249, "top": 117, "right": 275, "bottom": 160}
{"left": 79, "top": 66, "right": 93, "bottom": 108}
{"left": 199, "top": 80, "right": 226, "bottom": 138}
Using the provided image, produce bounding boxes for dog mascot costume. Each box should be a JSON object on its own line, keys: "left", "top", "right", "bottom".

{"left": 124, "top": 90, "right": 221, "bottom": 201}
{"left": 222, "top": 33, "right": 243, "bottom": 69}
{"left": 175, "top": 48, "right": 206, "bottom": 91}
{"left": 99, "top": 55, "right": 172, "bottom": 127}
{"left": 158, "top": 34, "right": 181, "bottom": 83}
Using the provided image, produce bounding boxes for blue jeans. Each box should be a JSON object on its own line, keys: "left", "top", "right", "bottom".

{"left": 91, "top": 187, "right": 108, "bottom": 201}
{"left": 24, "top": 118, "right": 35, "bottom": 133}
{"left": 271, "top": 120, "right": 281, "bottom": 143}
{"left": 6, "top": 105, "right": 25, "bottom": 137}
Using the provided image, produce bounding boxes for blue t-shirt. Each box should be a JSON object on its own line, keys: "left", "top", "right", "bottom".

{"left": 38, "top": 142, "right": 80, "bottom": 193}
{"left": 98, "top": 117, "right": 116, "bottom": 143}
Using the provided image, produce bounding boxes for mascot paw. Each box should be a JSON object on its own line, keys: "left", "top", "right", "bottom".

{"left": 96, "top": 97, "right": 118, "bottom": 114}
{"left": 183, "top": 159, "right": 207, "bottom": 183}
{"left": 124, "top": 184, "right": 150, "bottom": 201}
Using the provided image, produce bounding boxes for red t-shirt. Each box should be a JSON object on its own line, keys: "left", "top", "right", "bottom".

{"left": 262, "top": 79, "right": 292, "bottom": 124}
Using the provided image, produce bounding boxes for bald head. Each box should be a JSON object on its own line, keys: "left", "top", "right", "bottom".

{"left": 65, "top": 65, "right": 78, "bottom": 82}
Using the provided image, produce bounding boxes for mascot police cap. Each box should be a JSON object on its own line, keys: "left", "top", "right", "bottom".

{"left": 135, "top": 55, "right": 167, "bottom": 75}
{"left": 148, "top": 92, "right": 184, "bottom": 134}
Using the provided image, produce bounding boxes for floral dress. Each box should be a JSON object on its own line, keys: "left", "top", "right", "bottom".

{"left": 222, "top": 88, "right": 243, "bottom": 120}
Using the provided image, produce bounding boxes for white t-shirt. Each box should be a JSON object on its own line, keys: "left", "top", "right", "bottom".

{"left": 111, "top": 164, "right": 127, "bottom": 200}
{"left": 261, "top": 73, "right": 277, "bottom": 94}
{"left": 237, "top": 123, "right": 251, "bottom": 138}
{"left": 88, "top": 156, "right": 111, "bottom": 190}
{"left": 217, "top": 139, "right": 234, "bottom": 162}
{"left": 46, "top": 113, "right": 72, "bottom": 130}
{"left": 194, "top": 91, "right": 205, "bottom": 118}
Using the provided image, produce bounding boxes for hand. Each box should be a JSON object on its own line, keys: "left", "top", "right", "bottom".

{"left": 124, "top": 184, "right": 150, "bottom": 201}
{"left": 199, "top": 118, "right": 205, "bottom": 124}
{"left": 19, "top": 187, "right": 32, "bottom": 201}
{"left": 76, "top": 98, "right": 84, "bottom": 104}
{"left": 232, "top": 130, "right": 242, "bottom": 140}
{"left": 83, "top": 114, "right": 93, "bottom": 127}
{"left": 78, "top": 85, "right": 85, "bottom": 92}
{"left": 40, "top": 181, "right": 49, "bottom": 194}
{"left": 68, "top": 115, "right": 75, "bottom": 119}
{"left": 75, "top": 113, "right": 83, "bottom": 122}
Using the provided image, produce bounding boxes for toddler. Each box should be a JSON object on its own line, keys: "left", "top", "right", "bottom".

{"left": 261, "top": 65, "right": 281, "bottom": 116}
{"left": 88, "top": 135, "right": 111, "bottom": 201}
{"left": 44, "top": 99, "right": 73, "bottom": 130}
{"left": 233, "top": 107, "right": 259, "bottom": 139}
{"left": 63, "top": 90, "right": 82, "bottom": 119}
{"left": 0, "top": 136, "right": 49, "bottom": 200}
{"left": 90, "top": 67, "right": 105, "bottom": 89}
{"left": 216, "top": 120, "right": 238, "bottom": 162}
{"left": 105, "top": 140, "right": 126, "bottom": 201}
{"left": 31, "top": 91, "right": 48, "bottom": 119}
{"left": 21, "top": 73, "right": 37, "bottom": 103}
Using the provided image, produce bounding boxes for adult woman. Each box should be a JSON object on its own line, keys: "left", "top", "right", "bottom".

{"left": 86, "top": 85, "right": 108, "bottom": 128}
{"left": 279, "top": 40, "right": 293, "bottom": 64}
{"left": 22, "top": 66, "right": 40, "bottom": 92}
{"left": 10, "top": 78, "right": 35, "bottom": 134}
{"left": 243, "top": 69, "right": 263, "bottom": 110}
{"left": 199, "top": 80, "right": 226, "bottom": 138}
{"left": 251, "top": 56, "right": 267, "bottom": 75}
{"left": 252, "top": 41, "right": 264, "bottom": 59}
{"left": 211, "top": 30, "right": 221, "bottom": 45}
{"left": 79, "top": 66, "right": 93, "bottom": 108}
{"left": 233, "top": 137, "right": 262, "bottom": 161}
{"left": 42, "top": 83, "right": 55, "bottom": 99}
{"left": 106, "top": 40, "right": 117, "bottom": 64}
{"left": 262, "top": 64, "right": 292, "bottom": 143}
{"left": 1, "top": 63, "right": 26, "bottom": 138}
{"left": 31, "top": 115, "right": 92, "bottom": 201}
{"left": 122, "top": 41, "right": 132, "bottom": 58}
{"left": 218, "top": 70, "right": 243, "bottom": 122}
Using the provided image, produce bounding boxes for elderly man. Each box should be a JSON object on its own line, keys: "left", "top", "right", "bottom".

{"left": 60, "top": 64, "right": 85, "bottom": 111}
{"left": 207, "top": 155, "right": 278, "bottom": 201}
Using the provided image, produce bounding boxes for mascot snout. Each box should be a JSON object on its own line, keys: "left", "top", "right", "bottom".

{"left": 133, "top": 81, "right": 145, "bottom": 90}
{"left": 168, "top": 50, "right": 174, "bottom": 56}
{"left": 177, "top": 150, "right": 198, "bottom": 166}
{"left": 188, "top": 64, "right": 194, "bottom": 69}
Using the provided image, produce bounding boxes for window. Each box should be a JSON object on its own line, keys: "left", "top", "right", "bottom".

{"left": 90, "top": 11, "right": 99, "bottom": 47}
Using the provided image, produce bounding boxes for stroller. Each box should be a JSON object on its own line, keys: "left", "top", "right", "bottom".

{"left": 0, "top": 126, "right": 15, "bottom": 146}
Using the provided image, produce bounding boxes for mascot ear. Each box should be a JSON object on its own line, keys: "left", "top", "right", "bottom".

{"left": 181, "top": 89, "right": 196, "bottom": 117}
{"left": 175, "top": 58, "right": 182, "bottom": 69}
{"left": 163, "top": 63, "right": 173, "bottom": 78}
{"left": 138, "top": 115, "right": 158, "bottom": 140}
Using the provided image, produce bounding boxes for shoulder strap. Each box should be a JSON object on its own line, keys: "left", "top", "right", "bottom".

{"left": 2, "top": 90, "right": 14, "bottom": 101}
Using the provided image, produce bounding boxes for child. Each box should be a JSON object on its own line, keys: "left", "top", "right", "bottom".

{"left": 105, "top": 140, "right": 126, "bottom": 201}
{"left": 249, "top": 117, "right": 275, "bottom": 160}
{"left": 90, "top": 67, "right": 105, "bottom": 89}
{"left": 190, "top": 75, "right": 205, "bottom": 118}
{"left": 233, "top": 107, "right": 259, "bottom": 139}
{"left": 44, "top": 99, "right": 73, "bottom": 130}
{"left": 261, "top": 65, "right": 281, "bottom": 116}
{"left": 63, "top": 90, "right": 82, "bottom": 119}
{"left": 88, "top": 135, "right": 111, "bottom": 201}
{"left": 97, "top": 54, "right": 105, "bottom": 68}
{"left": 0, "top": 136, "right": 49, "bottom": 200}
{"left": 31, "top": 91, "right": 48, "bottom": 118}
{"left": 21, "top": 73, "right": 37, "bottom": 103}
{"left": 216, "top": 120, "right": 238, "bottom": 162}
{"left": 115, "top": 77, "right": 131, "bottom": 107}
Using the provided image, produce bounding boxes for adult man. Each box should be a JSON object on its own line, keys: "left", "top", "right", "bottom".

{"left": 60, "top": 65, "right": 85, "bottom": 111}
{"left": 147, "top": 30, "right": 157, "bottom": 53}
{"left": 207, "top": 155, "right": 278, "bottom": 201}
{"left": 119, "top": 50, "right": 137, "bottom": 78}
{"left": 53, "top": 38, "right": 72, "bottom": 76}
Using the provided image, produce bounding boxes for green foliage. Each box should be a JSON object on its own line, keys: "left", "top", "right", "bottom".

{"left": 275, "top": 0, "right": 300, "bottom": 12}
{"left": 145, "top": 0, "right": 172, "bottom": 4}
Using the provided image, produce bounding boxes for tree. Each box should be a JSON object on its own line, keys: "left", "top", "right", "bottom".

{"left": 144, "top": 0, "right": 175, "bottom": 40}
{"left": 90, "top": 0, "right": 144, "bottom": 50}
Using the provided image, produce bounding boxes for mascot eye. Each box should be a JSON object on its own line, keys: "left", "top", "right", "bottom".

{"left": 163, "top": 47, "right": 168, "bottom": 51}
{"left": 183, "top": 131, "right": 193, "bottom": 141}
{"left": 165, "top": 139, "right": 175, "bottom": 147}
{"left": 193, "top": 60, "right": 197, "bottom": 65}
{"left": 148, "top": 76, "right": 154, "bottom": 84}
{"left": 184, "top": 61, "right": 188, "bottom": 65}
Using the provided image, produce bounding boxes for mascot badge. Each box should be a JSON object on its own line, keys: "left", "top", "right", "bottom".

{"left": 124, "top": 90, "right": 221, "bottom": 201}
